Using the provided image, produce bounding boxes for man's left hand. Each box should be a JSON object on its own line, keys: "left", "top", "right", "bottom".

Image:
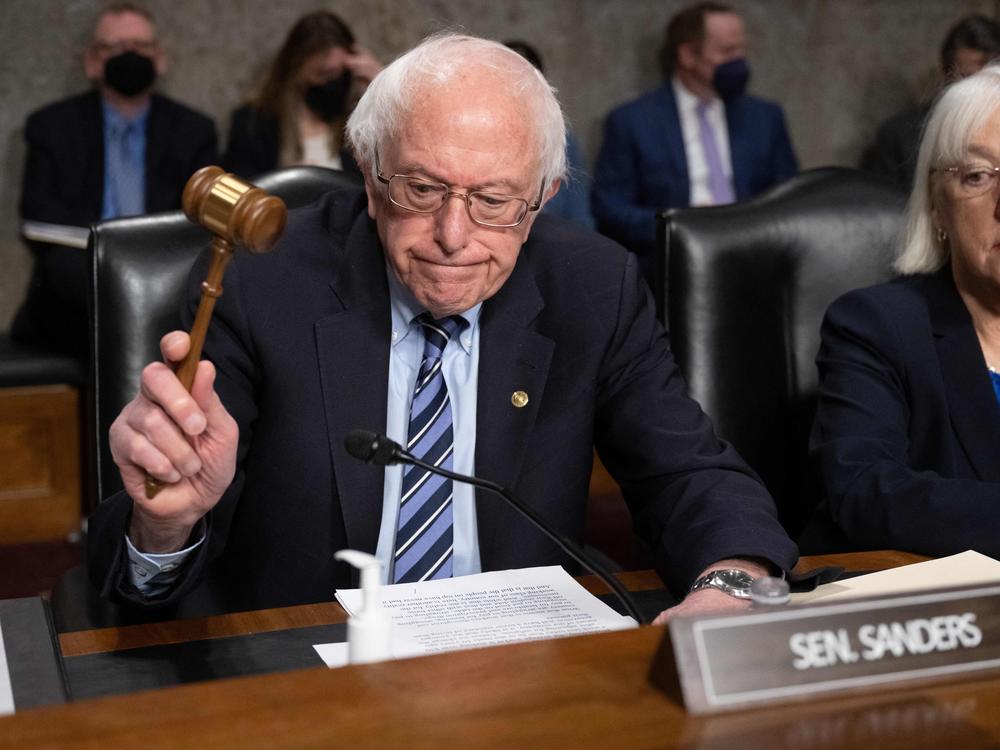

{"left": 653, "top": 588, "right": 750, "bottom": 624}
{"left": 652, "top": 558, "right": 773, "bottom": 625}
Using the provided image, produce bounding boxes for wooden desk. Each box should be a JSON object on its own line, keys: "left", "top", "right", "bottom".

{"left": 10, "top": 551, "right": 1000, "bottom": 749}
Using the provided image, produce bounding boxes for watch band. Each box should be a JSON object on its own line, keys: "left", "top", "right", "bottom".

{"left": 689, "top": 568, "right": 756, "bottom": 599}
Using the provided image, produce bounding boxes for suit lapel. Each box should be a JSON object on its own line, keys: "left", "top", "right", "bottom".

{"left": 927, "top": 269, "right": 1000, "bottom": 482}
{"left": 725, "top": 98, "right": 752, "bottom": 200}
{"left": 474, "top": 253, "right": 554, "bottom": 569}
{"left": 658, "top": 86, "right": 691, "bottom": 206}
{"left": 144, "top": 94, "right": 168, "bottom": 212}
{"left": 84, "top": 91, "right": 105, "bottom": 219}
{"left": 316, "top": 213, "right": 391, "bottom": 554}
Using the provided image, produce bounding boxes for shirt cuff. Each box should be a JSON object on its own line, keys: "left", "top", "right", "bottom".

{"left": 124, "top": 522, "right": 206, "bottom": 595}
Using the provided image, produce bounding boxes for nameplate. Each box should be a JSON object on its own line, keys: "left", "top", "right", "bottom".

{"left": 650, "top": 583, "right": 1000, "bottom": 714}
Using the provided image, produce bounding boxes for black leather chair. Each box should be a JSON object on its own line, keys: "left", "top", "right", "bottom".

{"left": 89, "top": 165, "right": 362, "bottom": 504}
{"left": 659, "top": 167, "right": 907, "bottom": 542}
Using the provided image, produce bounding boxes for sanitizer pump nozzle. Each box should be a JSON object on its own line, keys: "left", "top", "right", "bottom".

{"left": 334, "top": 550, "right": 392, "bottom": 664}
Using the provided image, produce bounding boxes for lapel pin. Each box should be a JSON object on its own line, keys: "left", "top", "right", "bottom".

{"left": 511, "top": 391, "right": 529, "bottom": 408}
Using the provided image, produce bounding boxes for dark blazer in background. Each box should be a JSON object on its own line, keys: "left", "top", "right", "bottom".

{"left": 811, "top": 268, "right": 1000, "bottom": 556}
{"left": 222, "top": 104, "right": 361, "bottom": 181}
{"left": 88, "top": 188, "right": 797, "bottom": 618}
{"left": 12, "top": 89, "right": 217, "bottom": 357}
{"left": 592, "top": 84, "right": 798, "bottom": 260}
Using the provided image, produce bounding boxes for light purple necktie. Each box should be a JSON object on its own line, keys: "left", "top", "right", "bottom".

{"left": 695, "top": 100, "right": 735, "bottom": 205}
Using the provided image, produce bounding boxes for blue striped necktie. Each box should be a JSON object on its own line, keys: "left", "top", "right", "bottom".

{"left": 392, "top": 313, "right": 467, "bottom": 583}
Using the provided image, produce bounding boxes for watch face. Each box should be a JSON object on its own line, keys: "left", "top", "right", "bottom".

{"left": 716, "top": 569, "right": 755, "bottom": 590}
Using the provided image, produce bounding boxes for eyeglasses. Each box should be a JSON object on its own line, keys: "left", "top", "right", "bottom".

{"left": 932, "top": 163, "right": 1000, "bottom": 199}
{"left": 92, "top": 38, "right": 158, "bottom": 56}
{"left": 375, "top": 151, "right": 544, "bottom": 228}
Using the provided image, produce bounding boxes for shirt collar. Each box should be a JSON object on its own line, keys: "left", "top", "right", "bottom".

{"left": 672, "top": 76, "right": 719, "bottom": 112}
{"left": 102, "top": 98, "right": 150, "bottom": 133}
{"left": 386, "top": 262, "right": 480, "bottom": 354}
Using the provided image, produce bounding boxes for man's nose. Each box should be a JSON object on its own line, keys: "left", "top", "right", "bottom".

{"left": 434, "top": 193, "right": 472, "bottom": 253}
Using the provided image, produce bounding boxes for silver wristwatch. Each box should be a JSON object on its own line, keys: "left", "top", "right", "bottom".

{"left": 688, "top": 569, "right": 756, "bottom": 599}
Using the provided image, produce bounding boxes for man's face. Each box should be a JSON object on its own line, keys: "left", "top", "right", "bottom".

{"left": 84, "top": 11, "right": 165, "bottom": 84}
{"left": 682, "top": 11, "right": 747, "bottom": 89}
{"left": 365, "top": 72, "right": 552, "bottom": 319}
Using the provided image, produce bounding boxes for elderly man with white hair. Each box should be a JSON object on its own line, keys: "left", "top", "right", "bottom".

{"left": 90, "top": 33, "right": 797, "bottom": 622}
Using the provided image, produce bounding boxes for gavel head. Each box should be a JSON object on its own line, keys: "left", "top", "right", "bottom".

{"left": 182, "top": 166, "right": 287, "bottom": 253}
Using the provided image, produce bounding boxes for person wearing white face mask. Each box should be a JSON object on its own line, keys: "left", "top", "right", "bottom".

{"left": 592, "top": 1, "right": 797, "bottom": 283}
{"left": 12, "top": 2, "right": 217, "bottom": 360}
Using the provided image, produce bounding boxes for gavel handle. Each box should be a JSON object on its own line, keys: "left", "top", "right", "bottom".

{"left": 145, "top": 237, "right": 234, "bottom": 499}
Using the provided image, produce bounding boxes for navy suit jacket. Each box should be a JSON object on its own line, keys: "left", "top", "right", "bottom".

{"left": 592, "top": 84, "right": 798, "bottom": 257}
{"left": 89, "top": 188, "right": 796, "bottom": 618}
{"left": 811, "top": 268, "right": 1000, "bottom": 556}
{"left": 13, "top": 90, "right": 217, "bottom": 357}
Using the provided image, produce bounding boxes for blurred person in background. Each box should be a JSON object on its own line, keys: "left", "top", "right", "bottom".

{"left": 592, "top": 1, "right": 796, "bottom": 282}
{"left": 504, "top": 39, "right": 594, "bottom": 230}
{"left": 862, "top": 14, "right": 1000, "bottom": 190}
{"left": 222, "top": 10, "right": 381, "bottom": 180}
{"left": 12, "top": 1, "right": 216, "bottom": 359}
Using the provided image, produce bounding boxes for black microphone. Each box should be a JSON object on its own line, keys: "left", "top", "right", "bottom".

{"left": 344, "top": 429, "right": 645, "bottom": 624}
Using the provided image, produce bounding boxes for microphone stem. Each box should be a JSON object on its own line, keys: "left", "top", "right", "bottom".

{"left": 403, "top": 453, "right": 646, "bottom": 625}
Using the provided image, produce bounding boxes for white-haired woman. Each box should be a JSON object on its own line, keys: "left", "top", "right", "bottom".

{"left": 811, "top": 63, "right": 1000, "bottom": 556}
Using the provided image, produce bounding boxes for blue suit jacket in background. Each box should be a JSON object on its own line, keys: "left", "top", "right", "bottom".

{"left": 592, "top": 84, "right": 798, "bottom": 257}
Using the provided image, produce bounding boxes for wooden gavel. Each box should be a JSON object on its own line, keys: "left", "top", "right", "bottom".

{"left": 145, "top": 166, "right": 287, "bottom": 499}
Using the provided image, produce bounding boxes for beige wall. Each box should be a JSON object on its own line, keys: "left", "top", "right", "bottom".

{"left": 2, "top": 0, "right": 996, "bottom": 327}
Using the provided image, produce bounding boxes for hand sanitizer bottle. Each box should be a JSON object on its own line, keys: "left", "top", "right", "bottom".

{"left": 334, "top": 550, "right": 392, "bottom": 664}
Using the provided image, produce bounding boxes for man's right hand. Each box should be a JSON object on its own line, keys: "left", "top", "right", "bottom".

{"left": 110, "top": 331, "right": 238, "bottom": 553}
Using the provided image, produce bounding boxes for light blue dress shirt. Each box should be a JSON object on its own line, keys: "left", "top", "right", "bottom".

{"left": 101, "top": 100, "right": 148, "bottom": 220}
{"left": 126, "top": 265, "right": 484, "bottom": 592}
{"left": 376, "top": 267, "right": 483, "bottom": 584}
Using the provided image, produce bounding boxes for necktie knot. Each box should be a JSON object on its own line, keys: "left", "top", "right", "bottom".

{"left": 415, "top": 313, "right": 467, "bottom": 359}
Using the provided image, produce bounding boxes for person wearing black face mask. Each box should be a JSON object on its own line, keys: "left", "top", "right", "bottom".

{"left": 223, "top": 11, "right": 380, "bottom": 180}
{"left": 593, "top": 1, "right": 798, "bottom": 283}
{"left": 302, "top": 71, "right": 354, "bottom": 123}
{"left": 11, "top": 2, "right": 217, "bottom": 361}
{"left": 103, "top": 49, "right": 158, "bottom": 98}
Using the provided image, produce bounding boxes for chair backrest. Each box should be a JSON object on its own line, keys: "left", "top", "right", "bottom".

{"left": 660, "top": 167, "right": 907, "bottom": 537}
{"left": 89, "top": 166, "right": 362, "bottom": 503}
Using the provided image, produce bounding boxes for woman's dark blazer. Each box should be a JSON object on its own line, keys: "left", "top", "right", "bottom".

{"left": 811, "top": 266, "right": 1000, "bottom": 556}
{"left": 222, "top": 104, "right": 360, "bottom": 180}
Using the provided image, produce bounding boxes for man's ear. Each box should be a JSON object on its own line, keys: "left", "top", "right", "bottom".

{"left": 543, "top": 178, "right": 561, "bottom": 207}
{"left": 676, "top": 42, "right": 698, "bottom": 72}
{"left": 363, "top": 171, "right": 379, "bottom": 220}
{"left": 154, "top": 45, "right": 168, "bottom": 77}
{"left": 83, "top": 47, "right": 102, "bottom": 82}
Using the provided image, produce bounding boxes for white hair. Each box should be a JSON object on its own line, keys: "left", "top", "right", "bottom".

{"left": 896, "top": 62, "right": 1000, "bottom": 274}
{"left": 346, "top": 32, "right": 567, "bottom": 188}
